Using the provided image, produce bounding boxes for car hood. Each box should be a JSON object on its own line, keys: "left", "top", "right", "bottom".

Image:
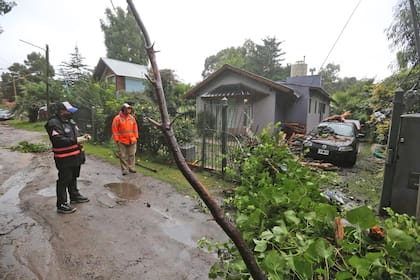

{"left": 307, "top": 135, "right": 354, "bottom": 147}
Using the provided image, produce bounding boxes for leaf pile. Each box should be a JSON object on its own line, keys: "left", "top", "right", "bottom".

{"left": 9, "top": 141, "right": 50, "bottom": 153}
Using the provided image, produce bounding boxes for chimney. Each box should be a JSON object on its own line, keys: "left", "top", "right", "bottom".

{"left": 290, "top": 60, "right": 308, "bottom": 77}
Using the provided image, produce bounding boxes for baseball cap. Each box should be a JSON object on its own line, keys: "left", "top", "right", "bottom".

{"left": 61, "top": 101, "right": 78, "bottom": 113}
{"left": 122, "top": 103, "right": 131, "bottom": 108}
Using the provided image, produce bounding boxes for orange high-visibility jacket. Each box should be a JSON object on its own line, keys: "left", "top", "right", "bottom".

{"left": 112, "top": 112, "right": 139, "bottom": 145}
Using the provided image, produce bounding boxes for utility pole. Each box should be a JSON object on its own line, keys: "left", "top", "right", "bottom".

{"left": 19, "top": 39, "right": 50, "bottom": 117}
{"left": 12, "top": 76, "right": 17, "bottom": 101}
{"left": 46, "top": 44, "right": 50, "bottom": 117}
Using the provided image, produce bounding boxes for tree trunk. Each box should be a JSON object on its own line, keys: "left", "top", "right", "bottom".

{"left": 126, "top": 1, "right": 267, "bottom": 279}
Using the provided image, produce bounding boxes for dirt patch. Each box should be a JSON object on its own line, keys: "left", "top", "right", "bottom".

{"left": 0, "top": 122, "right": 227, "bottom": 279}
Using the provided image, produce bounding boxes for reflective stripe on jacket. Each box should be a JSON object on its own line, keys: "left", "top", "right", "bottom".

{"left": 52, "top": 144, "right": 81, "bottom": 158}
{"left": 112, "top": 112, "right": 139, "bottom": 145}
{"left": 44, "top": 114, "right": 85, "bottom": 168}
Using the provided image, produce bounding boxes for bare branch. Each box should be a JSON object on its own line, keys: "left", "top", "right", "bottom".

{"left": 126, "top": 1, "right": 267, "bottom": 279}
{"left": 144, "top": 117, "right": 161, "bottom": 128}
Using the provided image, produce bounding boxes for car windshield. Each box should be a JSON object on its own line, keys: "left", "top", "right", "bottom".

{"left": 312, "top": 122, "right": 355, "bottom": 137}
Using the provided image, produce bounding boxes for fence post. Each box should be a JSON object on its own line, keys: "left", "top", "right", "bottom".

{"left": 91, "top": 106, "right": 96, "bottom": 141}
{"left": 201, "top": 132, "right": 206, "bottom": 170}
{"left": 200, "top": 103, "right": 207, "bottom": 170}
{"left": 222, "top": 97, "right": 228, "bottom": 175}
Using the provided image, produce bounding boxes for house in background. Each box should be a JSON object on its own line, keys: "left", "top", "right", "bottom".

{"left": 185, "top": 63, "right": 331, "bottom": 135}
{"left": 278, "top": 73, "right": 331, "bottom": 133}
{"left": 93, "top": 57, "right": 148, "bottom": 93}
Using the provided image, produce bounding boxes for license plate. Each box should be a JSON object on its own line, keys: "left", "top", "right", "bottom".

{"left": 317, "top": 149, "right": 329, "bottom": 155}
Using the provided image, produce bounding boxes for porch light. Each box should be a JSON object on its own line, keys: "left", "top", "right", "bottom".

{"left": 222, "top": 97, "right": 228, "bottom": 106}
{"left": 244, "top": 98, "right": 248, "bottom": 104}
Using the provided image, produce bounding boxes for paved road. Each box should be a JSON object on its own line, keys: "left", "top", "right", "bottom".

{"left": 0, "top": 122, "right": 226, "bottom": 280}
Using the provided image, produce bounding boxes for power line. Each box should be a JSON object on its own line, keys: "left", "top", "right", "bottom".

{"left": 110, "top": 0, "right": 116, "bottom": 12}
{"left": 319, "top": 0, "right": 363, "bottom": 71}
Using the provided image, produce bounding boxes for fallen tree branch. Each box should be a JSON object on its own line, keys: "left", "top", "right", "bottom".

{"left": 144, "top": 117, "right": 161, "bottom": 127}
{"left": 126, "top": 1, "right": 267, "bottom": 279}
{"left": 113, "top": 151, "right": 158, "bottom": 173}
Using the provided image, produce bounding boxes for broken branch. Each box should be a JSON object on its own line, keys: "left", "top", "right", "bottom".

{"left": 126, "top": 1, "right": 267, "bottom": 279}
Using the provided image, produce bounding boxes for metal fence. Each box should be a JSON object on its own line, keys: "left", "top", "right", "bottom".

{"left": 180, "top": 102, "right": 251, "bottom": 173}
{"left": 72, "top": 102, "right": 251, "bottom": 173}
{"left": 181, "top": 131, "right": 243, "bottom": 172}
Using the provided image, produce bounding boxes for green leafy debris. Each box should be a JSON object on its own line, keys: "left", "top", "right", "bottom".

{"left": 9, "top": 141, "right": 50, "bottom": 153}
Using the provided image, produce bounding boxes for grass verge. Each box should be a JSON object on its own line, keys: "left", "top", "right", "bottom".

{"left": 6, "top": 120, "right": 234, "bottom": 199}
{"left": 8, "top": 119, "right": 46, "bottom": 131}
{"left": 86, "top": 142, "right": 234, "bottom": 198}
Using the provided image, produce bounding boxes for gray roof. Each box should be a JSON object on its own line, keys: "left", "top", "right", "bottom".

{"left": 100, "top": 57, "right": 148, "bottom": 79}
{"left": 285, "top": 75, "right": 323, "bottom": 87}
{"left": 185, "top": 64, "right": 297, "bottom": 99}
{"left": 277, "top": 74, "right": 331, "bottom": 100}
{"left": 201, "top": 84, "right": 259, "bottom": 98}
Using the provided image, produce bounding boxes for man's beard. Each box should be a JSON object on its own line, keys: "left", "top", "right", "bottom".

{"left": 62, "top": 113, "right": 73, "bottom": 120}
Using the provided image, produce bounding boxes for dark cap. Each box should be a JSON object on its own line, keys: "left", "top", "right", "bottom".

{"left": 57, "top": 101, "right": 78, "bottom": 113}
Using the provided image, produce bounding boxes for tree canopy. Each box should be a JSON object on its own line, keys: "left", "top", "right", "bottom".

{"left": 202, "top": 36, "right": 290, "bottom": 81}
{"left": 100, "top": 6, "right": 148, "bottom": 65}
{"left": 0, "top": 0, "right": 15, "bottom": 33}
{"left": 0, "top": 0, "right": 15, "bottom": 15}
{"left": 0, "top": 52, "right": 54, "bottom": 102}
{"left": 386, "top": 0, "right": 420, "bottom": 69}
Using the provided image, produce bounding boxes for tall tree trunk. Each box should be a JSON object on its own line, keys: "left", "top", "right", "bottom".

{"left": 126, "top": 1, "right": 267, "bottom": 279}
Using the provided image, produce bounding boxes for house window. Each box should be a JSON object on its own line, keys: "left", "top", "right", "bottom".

{"left": 125, "top": 77, "right": 145, "bottom": 92}
{"left": 309, "top": 98, "right": 312, "bottom": 113}
{"left": 320, "top": 103, "right": 326, "bottom": 114}
{"left": 314, "top": 100, "right": 318, "bottom": 114}
{"left": 243, "top": 105, "right": 252, "bottom": 127}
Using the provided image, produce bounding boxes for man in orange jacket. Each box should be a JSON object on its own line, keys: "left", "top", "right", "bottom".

{"left": 112, "top": 103, "right": 139, "bottom": 175}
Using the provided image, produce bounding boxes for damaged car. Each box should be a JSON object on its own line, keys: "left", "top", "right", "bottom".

{"left": 303, "top": 121, "right": 359, "bottom": 166}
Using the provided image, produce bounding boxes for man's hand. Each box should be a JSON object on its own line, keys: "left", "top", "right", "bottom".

{"left": 77, "top": 134, "right": 92, "bottom": 143}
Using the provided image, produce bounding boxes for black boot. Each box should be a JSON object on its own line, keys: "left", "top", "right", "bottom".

{"left": 70, "top": 194, "right": 90, "bottom": 204}
{"left": 57, "top": 203, "right": 77, "bottom": 214}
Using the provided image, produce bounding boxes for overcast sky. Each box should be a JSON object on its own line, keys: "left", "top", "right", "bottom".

{"left": 0, "top": 0, "right": 400, "bottom": 84}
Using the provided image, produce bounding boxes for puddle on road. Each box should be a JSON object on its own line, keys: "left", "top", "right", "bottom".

{"left": 37, "top": 185, "right": 55, "bottom": 197}
{"left": 104, "top": 182, "right": 141, "bottom": 200}
{"left": 160, "top": 223, "right": 195, "bottom": 247}
{"left": 1, "top": 170, "right": 33, "bottom": 211}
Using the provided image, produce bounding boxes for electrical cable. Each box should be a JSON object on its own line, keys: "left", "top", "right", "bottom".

{"left": 110, "top": 0, "right": 116, "bottom": 12}
{"left": 319, "top": 0, "right": 363, "bottom": 71}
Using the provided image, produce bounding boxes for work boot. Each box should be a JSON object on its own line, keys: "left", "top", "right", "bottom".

{"left": 57, "top": 203, "right": 77, "bottom": 214}
{"left": 122, "top": 170, "right": 128, "bottom": 175}
{"left": 129, "top": 168, "right": 137, "bottom": 173}
{"left": 70, "top": 195, "right": 90, "bottom": 204}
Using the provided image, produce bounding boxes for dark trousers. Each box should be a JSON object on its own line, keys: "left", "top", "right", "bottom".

{"left": 56, "top": 165, "right": 81, "bottom": 207}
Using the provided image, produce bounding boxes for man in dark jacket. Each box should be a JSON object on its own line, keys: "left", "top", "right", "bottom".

{"left": 45, "top": 101, "right": 91, "bottom": 214}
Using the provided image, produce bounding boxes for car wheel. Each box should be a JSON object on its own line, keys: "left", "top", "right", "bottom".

{"left": 347, "top": 154, "right": 357, "bottom": 167}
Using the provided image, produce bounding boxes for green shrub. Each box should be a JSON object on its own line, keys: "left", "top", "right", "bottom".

{"left": 200, "top": 125, "right": 420, "bottom": 279}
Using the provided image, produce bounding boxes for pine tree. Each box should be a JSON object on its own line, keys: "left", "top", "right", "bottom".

{"left": 58, "top": 46, "right": 90, "bottom": 86}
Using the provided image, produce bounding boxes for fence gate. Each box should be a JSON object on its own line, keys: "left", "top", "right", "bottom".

{"left": 182, "top": 102, "right": 251, "bottom": 173}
